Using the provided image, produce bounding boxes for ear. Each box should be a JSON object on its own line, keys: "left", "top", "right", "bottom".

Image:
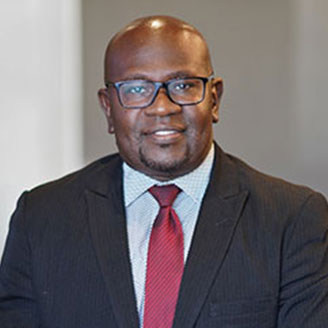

{"left": 210, "top": 77, "right": 223, "bottom": 123}
{"left": 98, "top": 88, "right": 115, "bottom": 134}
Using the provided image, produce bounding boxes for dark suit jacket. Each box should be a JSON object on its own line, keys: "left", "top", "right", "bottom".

{"left": 0, "top": 145, "right": 327, "bottom": 328}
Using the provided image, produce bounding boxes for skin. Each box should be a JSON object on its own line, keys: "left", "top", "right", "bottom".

{"left": 98, "top": 16, "right": 223, "bottom": 181}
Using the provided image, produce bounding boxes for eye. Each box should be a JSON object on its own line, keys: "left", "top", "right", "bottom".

{"left": 125, "top": 85, "right": 147, "bottom": 94}
{"left": 170, "top": 79, "right": 198, "bottom": 94}
{"left": 120, "top": 81, "right": 154, "bottom": 98}
{"left": 174, "top": 82, "right": 192, "bottom": 91}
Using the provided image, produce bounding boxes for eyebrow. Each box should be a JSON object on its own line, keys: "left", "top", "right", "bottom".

{"left": 164, "top": 71, "right": 197, "bottom": 80}
{"left": 120, "top": 71, "right": 203, "bottom": 82}
{"left": 121, "top": 74, "right": 149, "bottom": 81}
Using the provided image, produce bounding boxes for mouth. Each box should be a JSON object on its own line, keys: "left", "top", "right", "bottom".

{"left": 144, "top": 127, "right": 186, "bottom": 143}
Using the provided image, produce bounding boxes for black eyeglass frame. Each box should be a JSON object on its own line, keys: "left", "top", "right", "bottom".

{"left": 105, "top": 74, "right": 214, "bottom": 109}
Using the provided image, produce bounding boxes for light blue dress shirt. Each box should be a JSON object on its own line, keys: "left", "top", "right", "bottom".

{"left": 123, "top": 144, "right": 214, "bottom": 326}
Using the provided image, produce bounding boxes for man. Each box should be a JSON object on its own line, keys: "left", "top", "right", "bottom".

{"left": 0, "top": 15, "right": 327, "bottom": 328}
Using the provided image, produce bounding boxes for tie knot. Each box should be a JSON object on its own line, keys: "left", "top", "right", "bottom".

{"left": 149, "top": 184, "right": 181, "bottom": 207}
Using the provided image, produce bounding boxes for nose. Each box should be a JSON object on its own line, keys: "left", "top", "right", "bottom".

{"left": 143, "top": 88, "right": 182, "bottom": 117}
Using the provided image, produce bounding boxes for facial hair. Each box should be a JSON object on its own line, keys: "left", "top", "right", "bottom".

{"left": 138, "top": 144, "right": 190, "bottom": 177}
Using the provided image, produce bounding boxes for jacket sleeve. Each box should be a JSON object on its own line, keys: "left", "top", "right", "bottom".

{"left": 0, "top": 192, "right": 40, "bottom": 327}
{"left": 278, "top": 191, "right": 328, "bottom": 327}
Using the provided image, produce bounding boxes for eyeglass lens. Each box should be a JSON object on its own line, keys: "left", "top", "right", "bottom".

{"left": 118, "top": 78, "right": 205, "bottom": 107}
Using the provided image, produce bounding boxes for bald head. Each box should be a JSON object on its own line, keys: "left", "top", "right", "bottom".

{"left": 104, "top": 16, "right": 213, "bottom": 82}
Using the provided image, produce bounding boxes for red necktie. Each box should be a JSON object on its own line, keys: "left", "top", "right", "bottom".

{"left": 143, "top": 184, "right": 184, "bottom": 328}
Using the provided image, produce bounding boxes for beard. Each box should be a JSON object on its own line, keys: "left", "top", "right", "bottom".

{"left": 138, "top": 143, "right": 190, "bottom": 177}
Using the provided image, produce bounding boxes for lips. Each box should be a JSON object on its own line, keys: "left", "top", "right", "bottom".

{"left": 143, "top": 126, "right": 186, "bottom": 143}
{"left": 153, "top": 129, "right": 181, "bottom": 136}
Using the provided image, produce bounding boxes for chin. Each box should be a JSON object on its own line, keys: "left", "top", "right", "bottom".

{"left": 139, "top": 147, "right": 189, "bottom": 177}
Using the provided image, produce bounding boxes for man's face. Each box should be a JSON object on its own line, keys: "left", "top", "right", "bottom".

{"left": 99, "top": 25, "right": 223, "bottom": 181}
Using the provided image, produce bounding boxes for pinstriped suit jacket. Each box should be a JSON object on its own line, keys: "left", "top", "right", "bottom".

{"left": 0, "top": 144, "right": 327, "bottom": 327}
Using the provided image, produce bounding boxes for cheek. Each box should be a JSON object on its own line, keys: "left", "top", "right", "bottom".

{"left": 112, "top": 110, "right": 134, "bottom": 132}
{"left": 112, "top": 111, "right": 142, "bottom": 146}
{"left": 188, "top": 108, "right": 213, "bottom": 137}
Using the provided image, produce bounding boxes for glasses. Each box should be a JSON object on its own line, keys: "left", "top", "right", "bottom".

{"left": 105, "top": 75, "right": 213, "bottom": 109}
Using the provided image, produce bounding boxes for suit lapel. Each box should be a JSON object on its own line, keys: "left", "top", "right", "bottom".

{"left": 83, "top": 146, "right": 248, "bottom": 328}
{"left": 85, "top": 157, "right": 139, "bottom": 328}
{"left": 173, "top": 145, "right": 249, "bottom": 328}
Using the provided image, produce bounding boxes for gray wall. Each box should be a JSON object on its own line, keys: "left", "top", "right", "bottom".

{"left": 83, "top": 0, "right": 327, "bottom": 196}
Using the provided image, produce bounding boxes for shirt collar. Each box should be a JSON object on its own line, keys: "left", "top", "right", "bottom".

{"left": 123, "top": 143, "right": 215, "bottom": 206}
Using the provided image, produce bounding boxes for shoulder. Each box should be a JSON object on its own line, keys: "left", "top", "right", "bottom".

{"left": 21, "top": 153, "right": 122, "bottom": 210}
{"left": 222, "top": 151, "right": 327, "bottom": 218}
{"left": 9, "top": 153, "right": 123, "bottom": 241}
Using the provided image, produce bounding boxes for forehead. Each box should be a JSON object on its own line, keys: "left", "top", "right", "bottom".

{"left": 105, "top": 27, "right": 212, "bottom": 81}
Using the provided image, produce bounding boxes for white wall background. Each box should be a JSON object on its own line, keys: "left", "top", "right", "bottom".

{"left": 0, "top": 0, "right": 83, "bottom": 255}
{"left": 1, "top": 0, "right": 327, "bottom": 256}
